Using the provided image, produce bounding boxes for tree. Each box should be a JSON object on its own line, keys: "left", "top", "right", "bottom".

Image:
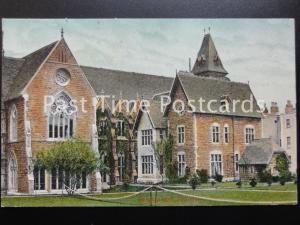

{"left": 275, "top": 153, "right": 291, "bottom": 184}
{"left": 153, "top": 135, "right": 175, "bottom": 183}
{"left": 35, "top": 139, "right": 99, "bottom": 195}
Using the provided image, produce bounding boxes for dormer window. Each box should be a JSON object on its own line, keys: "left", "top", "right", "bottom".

{"left": 220, "top": 95, "right": 231, "bottom": 111}
{"left": 197, "top": 54, "right": 206, "bottom": 64}
{"left": 213, "top": 55, "right": 219, "bottom": 65}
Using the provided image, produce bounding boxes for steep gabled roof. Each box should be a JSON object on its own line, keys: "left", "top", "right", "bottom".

{"left": 133, "top": 100, "right": 166, "bottom": 130}
{"left": 192, "top": 33, "right": 228, "bottom": 77}
{"left": 3, "top": 41, "right": 58, "bottom": 100}
{"left": 1, "top": 57, "right": 25, "bottom": 105}
{"left": 175, "top": 71, "right": 262, "bottom": 118}
{"left": 81, "top": 66, "right": 173, "bottom": 100}
{"left": 239, "top": 138, "right": 288, "bottom": 165}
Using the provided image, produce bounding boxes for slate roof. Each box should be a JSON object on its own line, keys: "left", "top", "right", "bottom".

{"left": 192, "top": 33, "right": 228, "bottom": 76}
{"left": 81, "top": 66, "right": 173, "bottom": 100}
{"left": 1, "top": 57, "right": 25, "bottom": 105}
{"left": 148, "top": 100, "right": 166, "bottom": 128}
{"left": 2, "top": 41, "right": 58, "bottom": 101}
{"left": 239, "top": 138, "right": 287, "bottom": 165}
{"left": 133, "top": 100, "right": 166, "bottom": 130}
{"left": 177, "top": 71, "right": 262, "bottom": 118}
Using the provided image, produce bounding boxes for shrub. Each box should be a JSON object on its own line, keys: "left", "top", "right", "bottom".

{"left": 214, "top": 173, "right": 223, "bottom": 182}
{"left": 258, "top": 169, "right": 272, "bottom": 185}
{"left": 267, "top": 179, "right": 272, "bottom": 186}
{"left": 211, "top": 180, "right": 216, "bottom": 187}
{"left": 189, "top": 174, "right": 200, "bottom": 190}
{"left": 196, "top": 169, "right": 209, "bottom": 183}
{"left": 249, "top": 178, "right": 257, "bottom": 187}
{"left": 272, "top": 176, "right": 279, "bottom": 183}
{"left": 183, "top": 167, "right": 191, "bottom": 181}
{"left": 165, "top": 161, "right": 178, "bottom": 183}
{"left": 279, "top": 177, "right": 286, "bottom": 186}
{"left": 236, "top": 180, "right": 242, "bottom": 188}
{"left": 122, "top": 173, "right": 130, "bottom": 190}
{"left": 177, "top": 176, "right": 187, "bottom": 184}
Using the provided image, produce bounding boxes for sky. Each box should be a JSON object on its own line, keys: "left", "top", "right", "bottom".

{"left": 2, "top": 19, "right": 296, "bottom": 112}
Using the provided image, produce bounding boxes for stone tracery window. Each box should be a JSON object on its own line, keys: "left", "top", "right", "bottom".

{"left": 9, "top": 104, "right": 18, "bottom": 142}
{"left": 48, "top": 92, "right": 76, "bottom": 140}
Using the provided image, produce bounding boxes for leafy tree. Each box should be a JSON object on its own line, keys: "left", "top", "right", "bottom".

{"left": 166, "top": 161, "right": 178, "bottom": 183}
{"left": 275, "top": 153, "right": 289, "bottom": 175}
{"left": 153, "top": 135, "right": 176, "bottom": 183}
{"left": 35, "top": 139, "right": 99, "bottom": 195}
{"left": 275, "top": 153, "right": 291, "bottom": 184}
{"left": 122, "top": 173, "right": 130, "bottom": 190}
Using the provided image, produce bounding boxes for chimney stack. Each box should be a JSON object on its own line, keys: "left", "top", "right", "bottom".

{"left": 263, "top": 103, "right": 269, "bottom": 114}
{"left": 285, "top": 100, "right": 294, "bottom": 114}
{"left": 270, "top": 102, "right": 279, "bottom": 115}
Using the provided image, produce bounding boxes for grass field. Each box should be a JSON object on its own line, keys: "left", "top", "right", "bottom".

{"left": 1, "top": 183, "right": 297, "bottom": 207}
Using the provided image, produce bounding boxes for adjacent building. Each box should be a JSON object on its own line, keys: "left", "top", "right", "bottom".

{"left": 239, "top": 138, "right": 289, "bottom": 181}
{"left": 262, "top": 101, "right": 297, "bottom": 174}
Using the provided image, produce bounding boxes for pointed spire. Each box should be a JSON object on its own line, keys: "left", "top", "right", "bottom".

{"left": 61, "top": 28, "right": 64, "bottom": 39}
{"left": 192, "top": 33, "right": 228, "bottom": 78}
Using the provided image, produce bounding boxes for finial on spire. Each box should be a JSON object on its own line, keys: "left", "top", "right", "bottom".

{"left": 208, "top": 27, "right": 211, "bottom": 33}
{"left": 204, "top": 28, "right": 206, "bottom": 35}
{"left": 188, "top": 58, "right": 191, "bottom": 72}
{"left": 61, "top": 28, "right": 64, "bottom": 39}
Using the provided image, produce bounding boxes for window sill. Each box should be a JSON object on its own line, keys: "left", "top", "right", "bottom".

{"left": 46, "top": 138, "right": 72, "bottom": 142}
{"left": 117, "top": 136, "right": 127, "bottom": 140}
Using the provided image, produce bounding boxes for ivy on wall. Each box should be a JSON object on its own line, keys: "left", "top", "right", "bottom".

{"left": 96, "top": 109, "right": 134, "bottom": 183}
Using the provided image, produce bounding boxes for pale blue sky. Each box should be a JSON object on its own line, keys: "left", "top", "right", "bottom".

{"left": 2, "top": 19, "right": 295, "bottom": 112}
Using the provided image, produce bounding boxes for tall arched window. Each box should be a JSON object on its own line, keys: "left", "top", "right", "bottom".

{"left": 9, "top": 104, "right": 17, "bottom": 142}
{"left": 48, "top": 92, "right": 76, "bottom": 140}
{"left": 8, "top": 152, "right": 18, "bottom": 192}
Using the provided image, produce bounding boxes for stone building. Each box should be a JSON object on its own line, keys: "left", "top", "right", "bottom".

{"left": 134, "top": 33, "right": 262, "bottom": 182}
{"left": 1, "top": 31, "right": 265, "bottom": 193}
{"left": 262, "top": 101, "right": 297, "bottom": 174}
{"left": 1, "top": 33, "right": 172, "bottom": 194}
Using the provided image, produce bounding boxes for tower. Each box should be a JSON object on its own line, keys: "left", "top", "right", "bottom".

{"left": 192, "top": 33, "right": 228, "bottom": 79}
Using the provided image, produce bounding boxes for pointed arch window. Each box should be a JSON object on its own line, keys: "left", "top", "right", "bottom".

{"left": 48, "top": 92, "right": 76, "bottom": 140}
{"left": 9, "top": 104, "right": 18, "bottom": 142}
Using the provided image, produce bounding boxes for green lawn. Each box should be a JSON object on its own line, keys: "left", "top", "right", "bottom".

{"left": 1, "top": 183, "right": 297, "bottom": 207}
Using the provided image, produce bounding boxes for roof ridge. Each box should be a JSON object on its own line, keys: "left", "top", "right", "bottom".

{"left": 178, "top": 72, "right": 249, "bottom": 86}
{"left": 3, "top": 56, "right": 25, "bottom": 61}
{"left": 80, "top": 65, "right": 173, "bottom": 79}
{"left": 22, "top": 40, "right": 58, "bottom": 59}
